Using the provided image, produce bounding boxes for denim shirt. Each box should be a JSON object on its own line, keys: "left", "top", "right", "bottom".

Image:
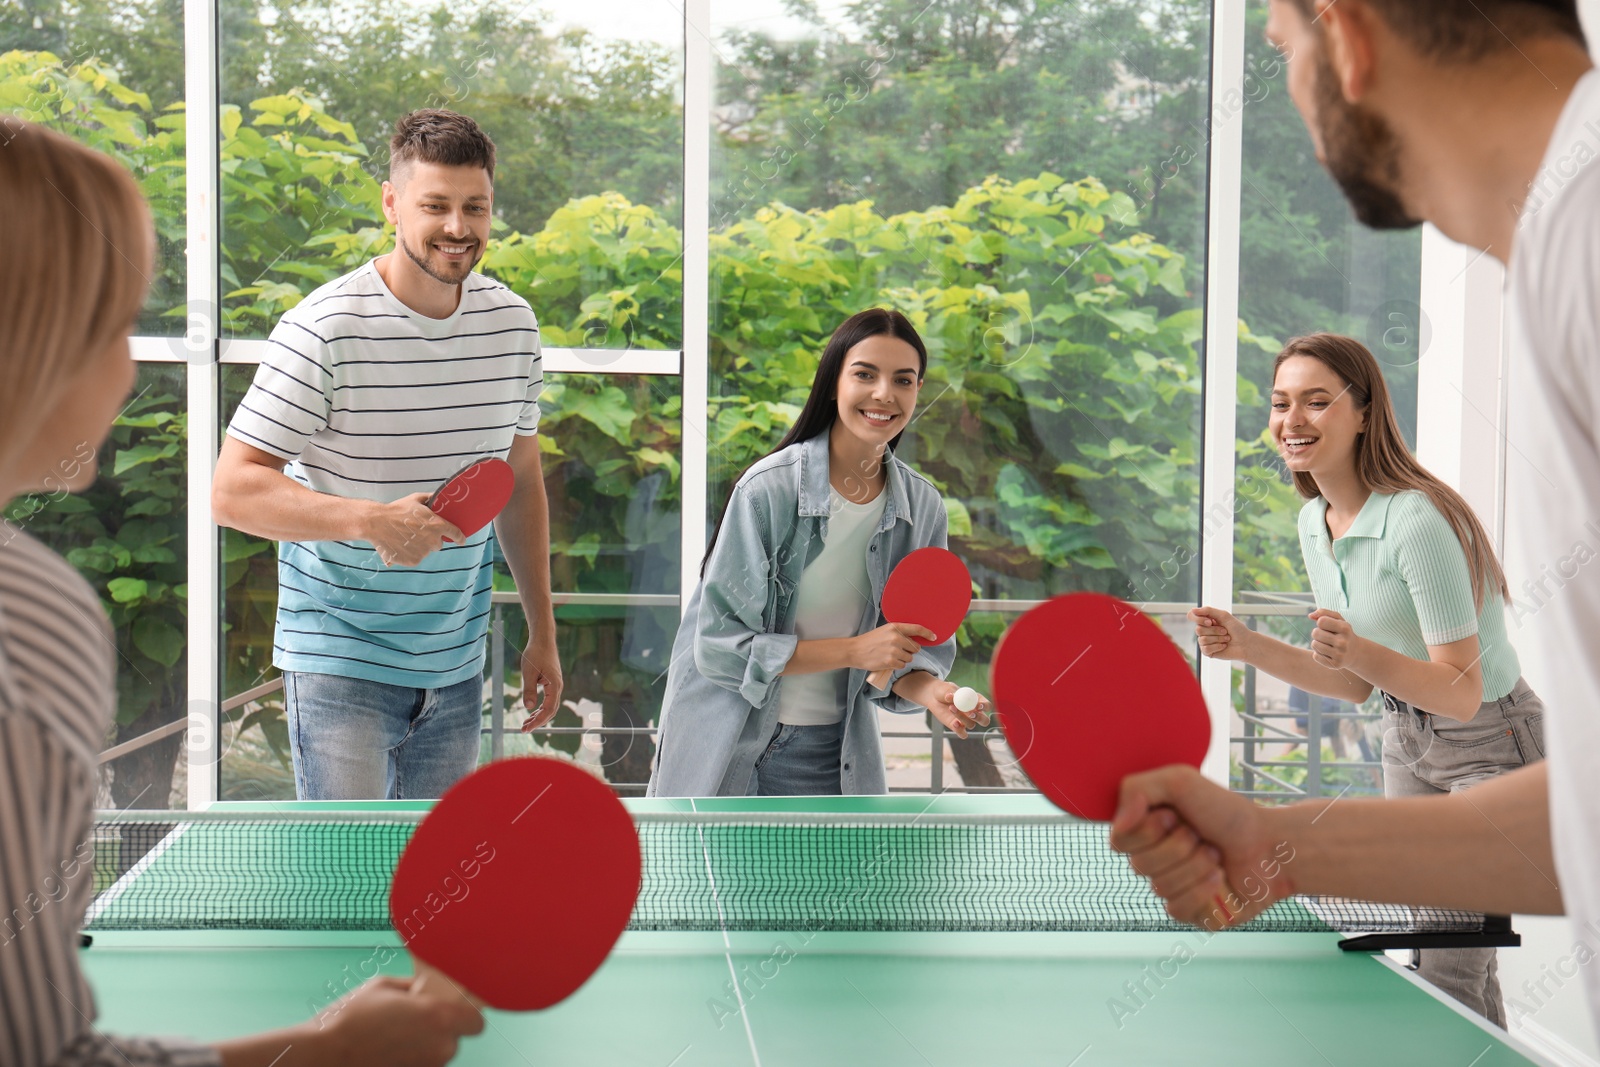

{"left": 648, "top": 432, "right": 956, "bottom": 796}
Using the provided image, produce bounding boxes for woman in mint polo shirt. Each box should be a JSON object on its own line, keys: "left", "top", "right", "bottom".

{"left": 1190, "top": 332, "right": 1543, "bottom": 1027}
{"left": 648, "top": 308, "right": 990, "bottom": 798}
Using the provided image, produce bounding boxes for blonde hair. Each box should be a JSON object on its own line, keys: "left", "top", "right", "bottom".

{"left": 0, "top": 120, "right": 153, "bottom": 476}
{"left": 1274, "top": 332, "right": 1509, "bottom": 608}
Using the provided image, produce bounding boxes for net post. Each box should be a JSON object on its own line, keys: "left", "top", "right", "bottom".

{"left": 930, "top": 715, "right": 945, "bottom": 794}
{"left": 1337, "top": 914, "right": 1521, "bottom": 952}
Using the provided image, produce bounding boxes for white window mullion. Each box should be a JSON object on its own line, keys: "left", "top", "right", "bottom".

{"left": 184, "top": 0, "right": 221, "bottom": 809}
{"left": 680, "top": 0, "right": 712, "bottom": 615}
{"left": 1200, "top": 0, "right": 1248, "bottom": 787}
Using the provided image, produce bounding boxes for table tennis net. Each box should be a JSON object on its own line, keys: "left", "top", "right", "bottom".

{"left": 84, "top": 811, "right": 1491, "bottom": 936}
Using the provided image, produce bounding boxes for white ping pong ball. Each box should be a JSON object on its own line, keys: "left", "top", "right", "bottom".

{"left": 953, "top": 687, "right": 980, "bottom": 713}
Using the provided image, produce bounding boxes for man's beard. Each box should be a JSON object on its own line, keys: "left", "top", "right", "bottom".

{"left": 1313, "top": 53, "right": 1421, "bottom": 231}
{"left": 396, "top": 221, "right": 481, "bottom": 285}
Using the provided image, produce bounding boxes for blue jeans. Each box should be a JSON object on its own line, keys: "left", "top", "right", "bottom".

{"left": 750, "top": 721, "right": 845, "bottom": 796}
{"left": 283, "top": 672, "right": 483, "bottom": 800}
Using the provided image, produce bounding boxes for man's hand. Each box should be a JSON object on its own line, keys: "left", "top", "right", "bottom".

{"left": 362, "top": 493, "right": 463, "bottom": 567}
{"left": 519, "top": 627, "right": 564, "bottom": 732}
{"left": 1308, "top": 608, "right": 1364, "bottom": 671}
{"left": 1109, "top": 765, "right": 1297, "bottom": 929}
{"left": 1188, "top": 607, "right": 1254, "bottom": 662}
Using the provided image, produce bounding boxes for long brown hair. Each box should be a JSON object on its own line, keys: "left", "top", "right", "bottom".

{"left": 1274, "top": 332, "right": 1509, "bottom": 607}
{"left": 700, "top": 308, "right": 928, "bottom": 577}
{"left": 0, "top": 121, "right": 153, "bottom": 477}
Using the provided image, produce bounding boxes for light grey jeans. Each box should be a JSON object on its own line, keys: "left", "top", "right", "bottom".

{"left": 1380, "top": 677, "right": 1546, "bottom": 1027}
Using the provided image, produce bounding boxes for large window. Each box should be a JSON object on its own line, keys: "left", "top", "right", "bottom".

{"left": 217, "top": 0, "right": 684, "bottom": 346}
{"left": 1, "top": 4, "right": 186, "bottom": 335}
{"left": 1227, "top": 0, "right": 1422, "bottom": 800}
{"left": 6, "top": 0, "right": 1437, "bottom": 803}
{"left": 211, "top": 3, "right": 686, "bottom": 799}
{"left": 2, "top": 14, "right": 189, "bottom": 806}
{"left": 709, "top": 0, "right": 1213, "bottom": 789}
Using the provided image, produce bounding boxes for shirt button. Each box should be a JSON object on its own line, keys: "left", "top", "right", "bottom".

{"left": 843, "top": 763, "right": 850, "bottom": 771}
{"left": 870, "top": 545, "right": 877, "bottom": 552}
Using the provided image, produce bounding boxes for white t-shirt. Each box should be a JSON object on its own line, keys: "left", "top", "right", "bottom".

{"left": 776, "top": 488, "right": 887, "bottom": 726}
{"left": 1503, "top": 68, "right": 1600, "bottom": 1043}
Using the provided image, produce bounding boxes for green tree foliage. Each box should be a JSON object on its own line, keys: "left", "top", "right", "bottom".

{"left": 0, "top": 49, "right": 184, "bottom": 333}
{"left": 2, "top": 13, "right": 1355, "bottom": 795}
{"left": 715, "top": 0, "right": 1211, "bottom": 261}
{"left": 4, "top": 0, "right": 683, "bottom": 236}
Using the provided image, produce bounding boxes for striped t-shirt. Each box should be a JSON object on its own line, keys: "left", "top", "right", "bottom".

{"left": 0, "top": 524, "right": 219, "bottom": 1066}
{"left": 1298, "top": 490, "right": 1521, "bottom": 701}
{"left": 226, "top": 261, "right": 543, "bottom": 688}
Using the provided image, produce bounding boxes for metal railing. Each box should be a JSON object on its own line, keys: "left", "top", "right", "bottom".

{"left": 1231, "top": 593, "right": 1384, "bottom": 802}
{"left": 103, "top": 592, "right": 1372, "bottom": 802}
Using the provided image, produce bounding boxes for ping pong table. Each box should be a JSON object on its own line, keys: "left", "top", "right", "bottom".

{"left": 80, "top": 796, "right": 1553, "bottom": 1066}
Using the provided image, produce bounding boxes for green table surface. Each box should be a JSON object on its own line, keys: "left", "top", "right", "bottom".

{"left": 81, "top": 798, "right": 1552, "bottom": 1065}
{"left": 83, "top": 930, "right": 1549, "bottom": 1066}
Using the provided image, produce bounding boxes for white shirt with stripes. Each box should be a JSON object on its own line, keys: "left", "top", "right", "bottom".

{"left": 0, "top": 524, "right": 218, "bottom": 1066}
{"left": 226, "top": 261, "right": 543, "bottom": 689}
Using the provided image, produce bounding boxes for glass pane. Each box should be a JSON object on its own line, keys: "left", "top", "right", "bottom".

{"left": 708, "top": 0, "right": 1213, "bottom": 791}
{"left": 495, "top": 372, "right": 682, "bottom": 795}
{"left": 217, "top": 0, "right": 684, "bottom": 347}
{"left": 1229, "top": 0, "right": 1421, "bottom": 797}
{"left": 217, "top": 368, "right": 290, "bottom": 800}
{"left": 3, "top": 364, "right": 189, "bottom": 807}
{"left": 217, "top": 365, "right": 681, "bottom": 799}
{"left": 1, "top": 25, "right": 186, "bottom": 334}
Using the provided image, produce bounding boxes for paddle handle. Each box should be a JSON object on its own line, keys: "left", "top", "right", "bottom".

{"left": 866, "top": 667, "right": 892, "bottom": 692}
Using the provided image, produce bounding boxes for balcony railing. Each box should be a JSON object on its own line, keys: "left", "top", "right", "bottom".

{"left": 101, "top": 592, "right": 1382, "bottom": 803}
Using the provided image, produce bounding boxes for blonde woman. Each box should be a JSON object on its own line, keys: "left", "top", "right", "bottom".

{"left": 1190, "top": 333, "right": 1543, "bottom": 1026}
{"left": 0, "top": 122, "right": 482, "bottom": 1067}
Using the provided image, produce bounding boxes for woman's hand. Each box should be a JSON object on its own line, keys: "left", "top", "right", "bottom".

{"left": 923, "top": 679, "right": 991, "bottom": 740}
{"left": 1188, "top": 606, "right": 1254, "bottom": 662}
{"left": 1308, "top": 609, "right": 1365, "bottom": 671}
{"left": 851, "top": 622, "right": 936, "bottom": 673}
{"left": 888, "top": 673, "right": 991, "bottom": 739}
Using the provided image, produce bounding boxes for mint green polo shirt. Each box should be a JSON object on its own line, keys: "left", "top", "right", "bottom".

{"left": 1298, "top": 490, "right": 1521, "bottom": 702}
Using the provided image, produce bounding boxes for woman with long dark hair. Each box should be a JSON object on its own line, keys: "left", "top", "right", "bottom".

{"left": 648, "top": 308, "right": 989, "bottom": 797}
{"left": 1190, "top": 333, "right": 1543, "bottom": 1026}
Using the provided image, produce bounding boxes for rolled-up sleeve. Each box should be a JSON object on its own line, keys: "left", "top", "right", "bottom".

{"left": 692, "top": 486, "right": 798, "bottom": 707}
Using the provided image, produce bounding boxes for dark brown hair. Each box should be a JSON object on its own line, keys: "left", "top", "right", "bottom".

{"left": 1274, "top": 332, "right": 1509, "bottom": 607}
{"left": 389, "top": 110, "right": 497, "bottom": 183}
{"left": 700, "top": 308, "right": 928, "bottom": 576}
{"left": 1287, "top": 0, "right": 1585, "bottom": 59}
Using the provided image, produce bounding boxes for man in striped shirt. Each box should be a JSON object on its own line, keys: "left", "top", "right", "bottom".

{"left": 213, "top": 110, "right": 563, "bottom": 800}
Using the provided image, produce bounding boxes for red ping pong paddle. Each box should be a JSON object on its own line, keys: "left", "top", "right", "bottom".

{"left": 866, "top": 546, "right": 973, "bottom": 691}
{"left": 426, "top": 457, "right": 514, "bottom": 538}
{"left": 993, "top": 595, "right": 1234, "bottom": 923}
{"left": 390, "top": 757, "right": 641, "bottom": 1011}
{"left": 990, "top": 593, "right": 1209, "bottom": 822}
